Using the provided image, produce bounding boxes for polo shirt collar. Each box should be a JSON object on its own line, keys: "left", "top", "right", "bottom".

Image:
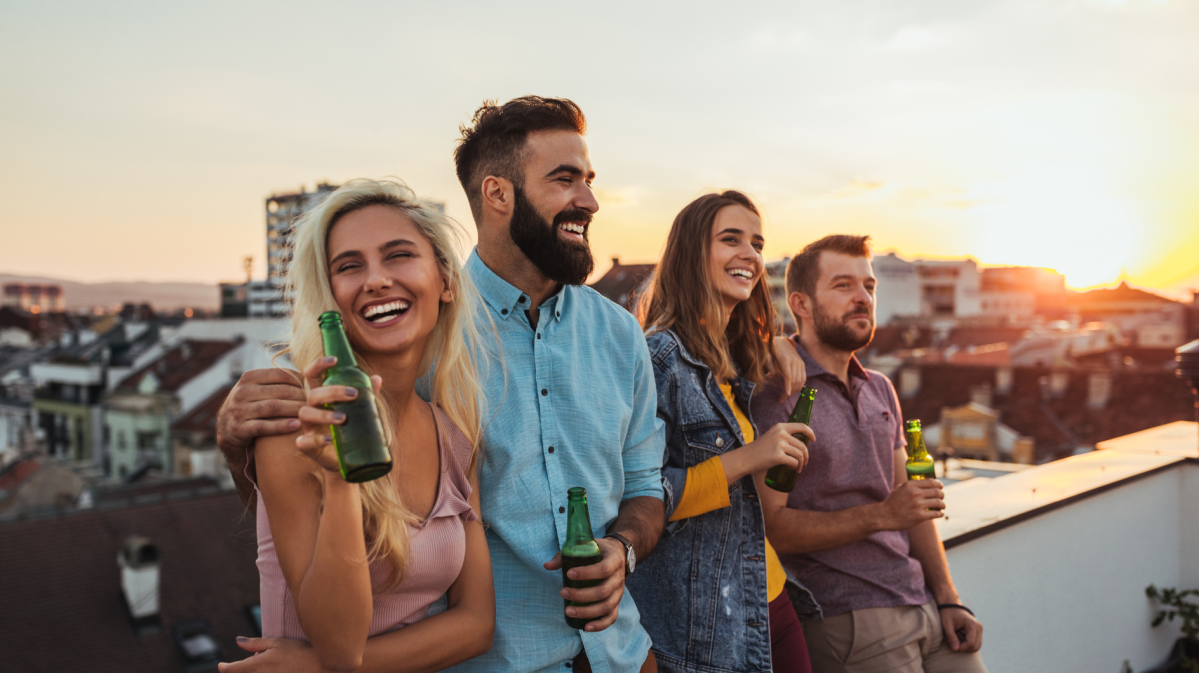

{"left": 466, "top": 248, "right": 569, "bottom": 323}
{"left": 791, "top": 335, "right": 870, "bottom": 382}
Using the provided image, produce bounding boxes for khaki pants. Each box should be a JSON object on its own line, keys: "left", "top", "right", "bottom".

{"left": 802, "top": 603, "right": 988, "bottom": 673}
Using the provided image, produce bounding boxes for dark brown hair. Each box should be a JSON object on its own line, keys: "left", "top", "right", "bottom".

{"left": 784, "top": 234, "right": 872, "bottom": 327}
{"left": 453, "top": 96, "right": 586, "bottom": 221}
{"left": 638, "top": 191, "right": 779, "bottom": 385}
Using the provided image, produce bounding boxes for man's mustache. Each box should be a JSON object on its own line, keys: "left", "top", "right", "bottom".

{"left": 552, "top": 208, "right": 593, "bottom": 228}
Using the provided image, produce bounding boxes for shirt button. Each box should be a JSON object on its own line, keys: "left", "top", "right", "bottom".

{"left": 716, "top": 436, "right": 724, "bottom": 448}
{"left": 548, "top": 446, "right": 555, "bottom": 453}
{"left": 519, "top": 295, "right": 527, "bottom": 303}
{"left": 559, "top": 506, "right": 565, "bottom": 513}
{"left": 537, "top": 333, "right": 541, "bottom": 339}
{"left": 501, "top": 308, "right": 508, "bottom": 315}
{"left": 556, "top": 311, "right": 560, "bottom": 318}
{"left": 541, "top": 388, "right": 548, "bottom": 396}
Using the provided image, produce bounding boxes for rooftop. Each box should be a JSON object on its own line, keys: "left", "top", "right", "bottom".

{"left": 937, "top": 421, "right": 1198, "bottom": 671}
{"left": 0, "top": 491, "right": 259, "bottom": 672}
{"left": 115, "top": 339, "right": 240, "bottom": 393}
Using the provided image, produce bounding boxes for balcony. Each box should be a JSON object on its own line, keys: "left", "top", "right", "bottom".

{"left": 939, "top": 421, "right": 1198, "bottom": 671}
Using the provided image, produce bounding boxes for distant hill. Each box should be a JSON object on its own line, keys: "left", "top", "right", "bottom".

{"left": 0, "top": 273, "right": 220, "bottom": 311}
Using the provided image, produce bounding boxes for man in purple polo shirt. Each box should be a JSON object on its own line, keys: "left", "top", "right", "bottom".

{"left": 752, "top": 235, "right": 987, "bottom": 673}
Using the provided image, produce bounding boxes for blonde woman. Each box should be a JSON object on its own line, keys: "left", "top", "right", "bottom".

{"left": 219, "top": 179, "right": 494, "bottom": 673}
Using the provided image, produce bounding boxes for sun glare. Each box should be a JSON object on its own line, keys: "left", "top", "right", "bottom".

{"left": 969, "top": 169, "right": 1146, "bottom": 289}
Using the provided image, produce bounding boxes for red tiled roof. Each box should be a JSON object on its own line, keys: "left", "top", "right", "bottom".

{"left": 117, "top": 339, "right": 240, "bottom": 393}
{"left": 0, "top": 458, "right": 41, "bottom": 492}
{"left": 895, "top": 363, "right": 1195, "bottom": 461}
{"left": 172, "top": 386, "right": 232, "bottom": 434}
{"left": 0, "top": 492, "right": 258, "bottom": 672}
{"left": 1067, "top": 281, "right": 1179, "bottom": 309}
{"left": 589, "top": 261, "right": 655, "bottom": 310}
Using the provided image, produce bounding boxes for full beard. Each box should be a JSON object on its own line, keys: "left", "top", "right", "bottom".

{"left": 812, "top": 301, "right": 875, "bottom": 353}
{"left": 509, "top": 186, "right": 595, "bottom": 286}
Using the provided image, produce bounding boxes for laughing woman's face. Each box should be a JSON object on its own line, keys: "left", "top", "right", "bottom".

{"left": 325, "top": 205, "right": 452, "bottom": 358}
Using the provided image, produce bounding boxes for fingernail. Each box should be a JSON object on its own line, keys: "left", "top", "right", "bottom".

{"left": 288, "top": 419, "right": 300, "bottom": 430}
{"left": 325, "top": 356, "right": 336, "bottom": 364}
{"left": 324, "top": 435, "right": 333, "bottom": 445}
{"left": 332, "top": 412, "right": 346, "bottom": 422}
{"left": 236, "top": 636, "right": 248, "bottom": 643}
{"left": 566, "top": 608, "right": 576, "bottom": 616}
{"left": 345, "top": 387, "right": 358, "bottom": 397}
{"left": 568, "top": 570, "right": 577, "bottom": 579}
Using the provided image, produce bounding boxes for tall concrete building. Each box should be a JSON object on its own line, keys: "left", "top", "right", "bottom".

{"left": 261, "top": 183, "right": 339, "bottom": 316}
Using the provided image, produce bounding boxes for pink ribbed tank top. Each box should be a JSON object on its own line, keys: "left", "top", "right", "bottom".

{"left": 252, "top": 403, "right": 478, "bottom": 638}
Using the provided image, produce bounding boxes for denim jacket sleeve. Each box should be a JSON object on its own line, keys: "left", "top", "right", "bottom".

{"left": 651, "top": 355, "right": 687, "bottom": 521}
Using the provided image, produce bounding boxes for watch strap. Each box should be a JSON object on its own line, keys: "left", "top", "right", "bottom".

{"left": 604, "top": 532, "right": 634, "bottom": 574}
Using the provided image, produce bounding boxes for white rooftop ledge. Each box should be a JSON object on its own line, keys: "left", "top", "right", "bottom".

{"left": 939, "top": 421, "right": 1198, "bottom": 672}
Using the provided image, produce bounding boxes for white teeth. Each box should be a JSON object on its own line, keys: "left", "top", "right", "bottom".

{"left": 362, "top": 300, "right": 410, "bottom": 320}
{"left": 728, "top": 269, "right": 753, "bottom": 280}
{"left": 559, "top": 223, "right": 585, "bottom": 235}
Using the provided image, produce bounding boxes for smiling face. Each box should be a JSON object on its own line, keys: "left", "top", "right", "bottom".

{"left": 507, "top": 130, "right": 599, "bottom": 285}
{"left": 707, "top": 204, "right": 765, "bottom": 315}
{"left": 325, "top": 204, "right": 452, "bottom": 357}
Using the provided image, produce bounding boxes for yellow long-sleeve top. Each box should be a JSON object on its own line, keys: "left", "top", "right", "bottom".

{"left": 668, "top": 383, "right": 787, "bottom": 601}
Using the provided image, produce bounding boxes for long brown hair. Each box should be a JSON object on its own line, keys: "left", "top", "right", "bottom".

{"left": 638, "top": 190, "right": 779, "bottom": 385}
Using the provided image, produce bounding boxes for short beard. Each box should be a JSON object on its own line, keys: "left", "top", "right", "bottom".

{"left": 509, "top": 186, "right": 594, "bottom": 286}
{"left": 811, "top": 300, "right": 874, "bottom": 353}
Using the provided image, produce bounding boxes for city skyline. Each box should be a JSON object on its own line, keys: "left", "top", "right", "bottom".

{"left": 2, "top": 0, "right": 1198, "bottom": 298}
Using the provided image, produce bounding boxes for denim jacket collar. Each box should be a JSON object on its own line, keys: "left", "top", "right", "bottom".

{"left": 653, "top": 328, "right": 757, "bottom": 445}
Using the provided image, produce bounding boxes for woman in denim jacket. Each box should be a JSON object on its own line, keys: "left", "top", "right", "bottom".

{"left": 626, "top": 191, "right": 821, "bottom": 673}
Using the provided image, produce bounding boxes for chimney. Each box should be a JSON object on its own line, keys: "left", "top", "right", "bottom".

{"left": 899, "top": 367, "right": 922, "bottom": 399}
{"left": 970, "top": 382, "right": 993, "bottom": 409}
{"left": 612, "top": 257, "right": 621, "bottom": 269}
{"left": 1087, "top": 371, "right": 1113, "bottom": 410}
{"left": 118, "top": 536, "right": 161, "bottom": 631}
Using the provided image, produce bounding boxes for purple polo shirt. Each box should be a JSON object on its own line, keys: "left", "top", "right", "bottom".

{"left": 752, "top": 337, "right": 932, "bottom": 618}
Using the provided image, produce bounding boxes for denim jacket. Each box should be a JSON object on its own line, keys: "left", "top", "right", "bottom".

{"left": 626, "top": 330, "right": 821, "bottom": 673}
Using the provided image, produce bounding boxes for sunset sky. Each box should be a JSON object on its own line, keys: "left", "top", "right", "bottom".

{"left": 2, "top": 0, "right": 1198, "bottom": 297}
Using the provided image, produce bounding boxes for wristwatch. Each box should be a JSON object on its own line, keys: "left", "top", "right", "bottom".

{"left": 604, "top": 532, "right": 636, "bottom": 576}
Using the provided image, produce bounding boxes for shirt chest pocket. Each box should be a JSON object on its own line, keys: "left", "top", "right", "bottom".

{"left": 866, "top": 409, "right": 900, "bottom": 455}
{"left": 680, "top": 424, "right": 736, "bottom": 463}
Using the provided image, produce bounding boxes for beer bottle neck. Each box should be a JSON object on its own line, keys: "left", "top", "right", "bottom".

{"left": 788, "top": 388, "right": 817, "bottom": 425}
{"left": 907, "top": 430, "right": 931, "bottom": 460}
{"left": 320, "top": 322, "right": 359, "bottom": 372}
{"left": 564, "top": 497, "right": 595, "bottom": 547}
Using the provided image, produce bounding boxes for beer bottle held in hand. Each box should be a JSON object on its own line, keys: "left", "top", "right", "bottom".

{"left": 904, "top": 419, "right": 936, "bottom": 481}
{"left": 318, "top": 310, "right": 392, "bottom": 483}
{"left": 765, "top": 386, "right": 817, "bottom": 493}
{"left": 561, "top": 487, "right": 602, "bottom": 630}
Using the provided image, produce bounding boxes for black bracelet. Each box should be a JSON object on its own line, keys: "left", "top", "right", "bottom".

{"left": 936, "top": 603, "right": 975, "bottom": 617}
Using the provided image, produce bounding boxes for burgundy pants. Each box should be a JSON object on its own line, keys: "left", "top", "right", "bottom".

{"left": 770, "top": 591, "right": 814, "bottom": 673}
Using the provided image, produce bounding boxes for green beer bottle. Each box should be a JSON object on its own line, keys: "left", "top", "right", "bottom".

{"left": 318, "top": 311, "right": 392, "bottom": 483}
{"left": 764, "top": 386, "right": 817, "bottom": 493}
{"left": 560, "top": 487, "right": 602, "bottom": 630}
{"left": 904, "top": 419, "right": 935, "bottom": 480}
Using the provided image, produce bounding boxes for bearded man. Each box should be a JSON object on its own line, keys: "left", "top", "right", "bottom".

{"left": 751, "top": 235, "right": 989, "bottom": 673}
{"left": 218, "top": 97, "right": 667, "bottom": 672}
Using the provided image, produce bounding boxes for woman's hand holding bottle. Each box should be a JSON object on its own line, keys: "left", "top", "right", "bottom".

{"left": 719, "top": 422, "right": 815, "bottom": 486}
{"left": 294, "top": 356, "right": 383, "bottom": 476}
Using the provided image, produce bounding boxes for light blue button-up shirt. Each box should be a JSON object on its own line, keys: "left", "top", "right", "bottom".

{"left": 448, "top": 250, "right": 666, "bottom": 673}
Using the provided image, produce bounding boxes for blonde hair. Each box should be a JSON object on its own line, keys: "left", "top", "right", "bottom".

{"left": 284, "top": 178, "right": 488, "bottom": 591}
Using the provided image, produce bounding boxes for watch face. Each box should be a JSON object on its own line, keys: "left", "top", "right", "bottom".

{"left": 626, "top": 546, "right": 636, "bottom": 574}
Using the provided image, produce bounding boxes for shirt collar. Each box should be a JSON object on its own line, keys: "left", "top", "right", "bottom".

{"left": 466, "top": 248, "right": 569, "bottom": 323}
{"left": 790, "top": 335, "right": 870, "bottom": 382}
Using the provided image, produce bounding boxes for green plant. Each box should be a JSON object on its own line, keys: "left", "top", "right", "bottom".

{"left": 1147, "top": 585, "right": 1199, "bottom": 673}
{"left": 1147, "top": 585, "right": 1199, "bottom": 641}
